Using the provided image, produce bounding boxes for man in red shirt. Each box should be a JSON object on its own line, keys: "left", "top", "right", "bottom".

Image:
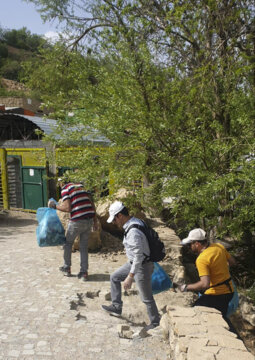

{"left": 48, "top": 178, "right": 98, "bottom": 281}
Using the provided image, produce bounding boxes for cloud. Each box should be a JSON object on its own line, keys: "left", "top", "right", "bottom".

{"left": 43, "top": 31, "right": 60, "bottom": 43}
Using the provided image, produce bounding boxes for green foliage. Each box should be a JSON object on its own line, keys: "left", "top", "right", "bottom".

{"left": 0, "top": 25, "right": 49, "bottom": 83}
{"left": 245, "top": 285, "right": 255, "bottom": 305}
{"left": 0, "top": 26, "right": 47, "bottom": 52}
{"left": 23, "top": 1, "right": 255, "bottom": 243}
{"left": 0, "top": 42, "right": 8, "bottom": 61}
{"left": 0, "top": 59, "right": 21, "bottom": 80}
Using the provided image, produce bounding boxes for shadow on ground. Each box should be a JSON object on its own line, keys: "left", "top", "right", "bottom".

{"left": 88, "top": 274, "right": 110, "bottom": 281}
{"left": 0, "top": 217, "right": 37, "bottom": 227}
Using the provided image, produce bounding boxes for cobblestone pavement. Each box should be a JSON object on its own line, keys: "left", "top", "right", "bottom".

{"left": 0, "top": 212, "right": 171, "bottom": 360}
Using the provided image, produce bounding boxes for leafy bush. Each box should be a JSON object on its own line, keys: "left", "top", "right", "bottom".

{"left": 0, "top": 59, "right": 21, "bottom": 81}
{"left": 0, "top": 42, "right": 8, "bottom": 61}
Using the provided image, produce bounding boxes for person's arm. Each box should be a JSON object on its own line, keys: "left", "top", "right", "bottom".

{"left": 56, "top": 199, "right": 71, "bottom": 212}
{"left": 179, "top": 275, "right": 210, "bottom": 292}
{"left": 186, "top": 275, "right": 210, "bottom": 292}
{"left": 48, "top": 198, "right": 71, "bottom": 212}
{"left": 123, "top": 228, "right": 147, "bottom": 291}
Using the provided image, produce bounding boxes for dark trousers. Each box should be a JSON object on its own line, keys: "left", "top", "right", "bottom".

{"left": 194, "top": 293, "right": 239, "bottom": 336}
{"left": 194, "top": 293, "right": 233, "bottom": 317}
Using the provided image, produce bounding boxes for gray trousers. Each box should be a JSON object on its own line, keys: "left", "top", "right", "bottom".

{"left": 110, "top": 261, "right": 160, "bottom": 326}
{"left": 64, "top": 218, "right": 93, "bottom": 272}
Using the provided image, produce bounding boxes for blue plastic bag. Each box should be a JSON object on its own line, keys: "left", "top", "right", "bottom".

{"left": 226, "top": 281, "right": 239, "bottom": 318}
{"left": 36, "top": 207, "right": 66, "bottom": 247}
{"left": 151, "top": 262, "right": 172, "bottom": 295}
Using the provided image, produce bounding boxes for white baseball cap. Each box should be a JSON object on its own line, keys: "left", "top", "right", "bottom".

{"left": 107, "top": 201, "right": 125, "bottom": 223}
{"left": 181, "top": 228, "right": 206, "bottom": 245}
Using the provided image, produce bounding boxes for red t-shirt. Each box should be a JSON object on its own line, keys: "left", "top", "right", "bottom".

{"left": 61, "top": 183, "right": 95, "bottom": 221}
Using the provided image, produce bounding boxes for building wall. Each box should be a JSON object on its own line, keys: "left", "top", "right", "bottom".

{"left": 6, "top": 148, "right": 46, "bottom": 167}
{"left": 0, "top": 97, "right": 41, "bottom": 113}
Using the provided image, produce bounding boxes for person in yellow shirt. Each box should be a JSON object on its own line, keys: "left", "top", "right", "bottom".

{"left": 179, "top": 228, "right": 236, "bottom": 318}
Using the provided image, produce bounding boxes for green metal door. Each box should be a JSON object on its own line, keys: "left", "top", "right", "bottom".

{"left": 22, "top": 167, "right": 47, "bottom": 210}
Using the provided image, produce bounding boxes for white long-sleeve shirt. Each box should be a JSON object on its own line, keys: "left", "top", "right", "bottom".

{"left": 123, "top": 217, "right": 150, "bottom": 274}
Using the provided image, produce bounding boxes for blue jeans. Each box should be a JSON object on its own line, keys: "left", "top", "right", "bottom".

{"left": 64, "top": 218, "right": 93, "bottom": 272}
{"left": 110, "top": 261, "right": 160, "bottom": 325}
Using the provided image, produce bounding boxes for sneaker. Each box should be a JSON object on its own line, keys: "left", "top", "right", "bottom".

{"left": 77, "top": 271, "right": 88, "bottom": 282}
{"left": 59, "top": 266, "right": 71, "bottom": 277}
{"left": 101, "top": 304, "right": 122, "bottom": 317}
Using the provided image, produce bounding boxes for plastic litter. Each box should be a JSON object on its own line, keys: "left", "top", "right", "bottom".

{"left": 36, "top": 207, "right": 66, "bottom": 247}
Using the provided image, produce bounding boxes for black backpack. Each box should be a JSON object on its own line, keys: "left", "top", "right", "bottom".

{"left": 124, "top": 220, "right": 166, "bottom": 262}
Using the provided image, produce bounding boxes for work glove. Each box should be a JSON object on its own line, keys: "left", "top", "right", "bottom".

{"left": 178, "top": 284, "right": 188, "bottom": 292}
{"left": 48, "top": 200, "right": 56, "bottom": 209}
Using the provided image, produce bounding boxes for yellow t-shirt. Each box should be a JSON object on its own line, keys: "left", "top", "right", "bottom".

{"left": 196, "top": 243, "right": 234, "bottom": 295}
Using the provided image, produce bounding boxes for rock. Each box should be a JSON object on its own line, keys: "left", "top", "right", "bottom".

{"left": 100, "top": 231, "right": 124, "bottom": 252}
{"left": 117, "top": 325, "right": 134, "bottom": 339}
{"left": 160, "top": 313, "right": 171, "bottom": 340}
{"left": 147, "top": 326, "right": 164, "bottom": 337}
{"left": 96, "top": 189, "right": 146, "bottom": 235}
{"left": 239, "top": 295, "right": 255, "bottom": 327}
{"left": 99, "top": 290, "right": 111, "bottom": 301}
{"left": 57, "top": 199, "right": 102, "bottom": 251}
{"left": 117, "top": 324, "right": 130, "bottom": 332}
{"left": 132, "top": 328, "right": 149, "bottom": 339}
{"left": 122, "top": 330, "right": 134, "bottom": 339}
{"left": 88, "top": 222, "right": 102, "bottom": 251}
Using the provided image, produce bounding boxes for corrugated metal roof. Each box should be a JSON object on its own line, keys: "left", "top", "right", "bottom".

{"left": 17, "top": 114, "right": 58, "bottom": 135}
{"left": 0, "top": 113, "right": 110, "bottom": 145}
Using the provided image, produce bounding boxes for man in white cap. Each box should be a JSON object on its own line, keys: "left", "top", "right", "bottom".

{"left": 179, "top": 228, "right": 236, "bottom": 318}
{"left": 101, "top": 201, "right": 160, "bottom": 330}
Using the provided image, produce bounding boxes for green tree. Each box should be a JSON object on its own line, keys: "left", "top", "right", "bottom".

{"left": 0, "top": 26, "right": 47, "bottom": 51}
{"left": 0, "top": 42, "right": 8, "bottom": 59}
{"left": 0, "top": 25, "right": 50, "bottom": 82}
{"left": 0, "top": 59, "right": 21, "bottom": 80}
{"left": 24, "top": 1, "right": 255, "bottom": 242}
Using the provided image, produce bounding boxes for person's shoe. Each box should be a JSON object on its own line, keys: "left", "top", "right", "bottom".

{"left": 77, "top": 271, "right": 88, "bottom": 282}
{"left": 101, "top": 304, "right": 122, "bottom": 317}
{"left": 59, "top": 266, "right": 71, "bottom": 277}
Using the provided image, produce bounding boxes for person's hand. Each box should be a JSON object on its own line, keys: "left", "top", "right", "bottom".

{"left": 123, "top": 275, "right": 133, "bottom": 291}
{"left": 48, "top": 200, "right": 56, "bottom": 209}
{"left": 178, "top": 284, "right": 188, "bottom": 292}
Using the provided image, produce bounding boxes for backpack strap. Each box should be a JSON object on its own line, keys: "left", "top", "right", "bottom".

{"left": 208, "top": 277, "right": 233, "bottom": 293}
{"left": 124, "top": 222, "right": 150, "bottom": 262}
{"left": 124, "top": 222, "right": 146, "bottom": 237}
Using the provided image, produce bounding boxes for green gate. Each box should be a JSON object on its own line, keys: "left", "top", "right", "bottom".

{"left": 22, "top": 167, "right": 47, "bottom": 210}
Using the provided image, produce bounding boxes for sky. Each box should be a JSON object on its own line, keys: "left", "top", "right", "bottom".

{"left": 0, "top": 0, "right": 60, "bottom": 40}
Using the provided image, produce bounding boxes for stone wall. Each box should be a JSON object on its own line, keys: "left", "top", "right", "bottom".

{"left": 150, "top": 221, "right": 255, "bottom": 359}
{"left": 160, "top": 305, "right": 254, "bottom": 360}
{"left": 0, "top": 96, "right": 41, "bottom": 113}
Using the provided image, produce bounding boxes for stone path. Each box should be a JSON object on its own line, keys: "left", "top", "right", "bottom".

{"left": 0, "top": 211, "right": 174, "bottom": 360}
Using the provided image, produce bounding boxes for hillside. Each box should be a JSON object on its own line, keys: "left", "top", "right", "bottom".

{"left": 0, "top": 77, "right": 29, "bottom": 93}
{"left": 0, "top": 27, "right": 47, "bottom": 90}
